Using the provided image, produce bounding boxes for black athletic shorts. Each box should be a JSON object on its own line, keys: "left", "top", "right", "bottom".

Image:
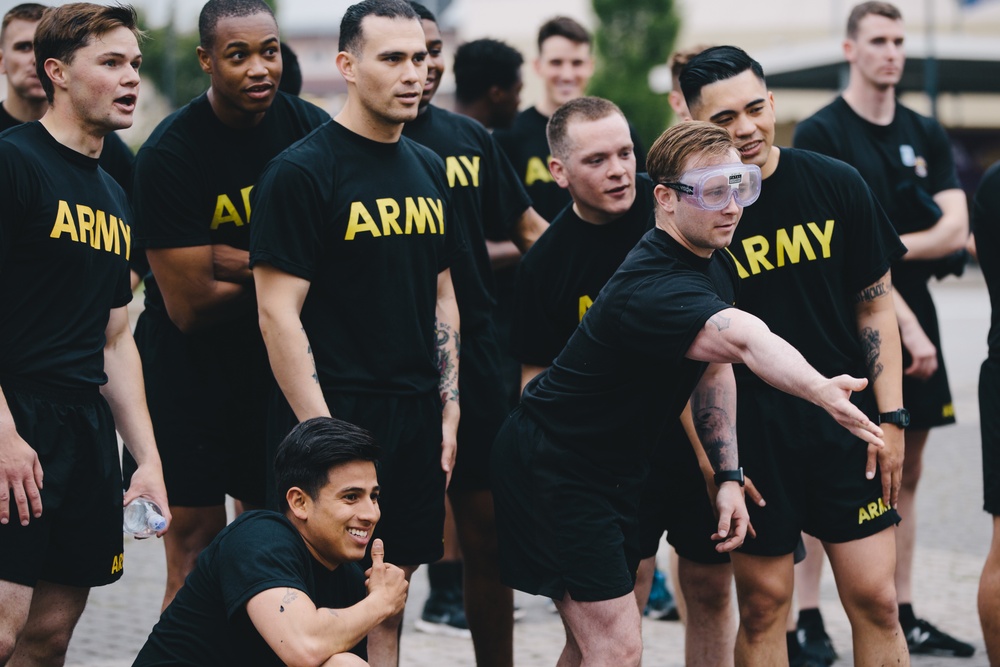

{"left": 449, "top": 324, "right": 509, "bottom": 493}
{"left": 491, "top": 406, "right": 643, "bottom": 602}
{"left": 736, "top": 385, "right": 899, "bottom": 556}
{"left": 638, "top": 420, "right": 729, "bottom": 565}
{"left": 0, "top": 377, "right": 124, "bottom": 588}
{"left": 267, "top": 389, "right": 446, "bottom": 567}
{"left": 980, "top": 358, "right": 1000, "bottom": 515}
{"left": 896, "top": 277, "right": 956, "bottom": 430}
{"left": 124, "top": 308, "right": 269, "bottom": 507}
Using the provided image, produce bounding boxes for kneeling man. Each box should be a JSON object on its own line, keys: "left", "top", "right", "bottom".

{"left": 134, "top": 417, "right": 408, "bottom": 667}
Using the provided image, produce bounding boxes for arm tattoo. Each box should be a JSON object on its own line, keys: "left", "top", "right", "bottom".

{"left": 855, "top": 279, "right": 890, "bottom": 304}
{"left": 435, "top": 321, "right": 460, "bottom": 406}
{"left": 282, "top": 589, "right": 299, "bottom": 604}
{"left": 859, "top": 326, "right": 883, "bottom": 381}
{"left": 302, "top": 327, "right": 318, "bottom": 384}
{"left": 691, "top": 385, "right": 738, "bottom": 472}
{"left": 707, "top": 313, "right": 731, "bottom": 332}
{"left": 327, "top": 609, "right": 340, "bottom": 617}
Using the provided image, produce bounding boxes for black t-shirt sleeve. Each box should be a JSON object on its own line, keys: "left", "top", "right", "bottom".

{"left": 924, "top": 118, "right": 961, "bottom": 194}
{"left": 510, "top": 257, "right": 564, "bottom": 366}
{"left": 842, "top": 167, "right": 905, "bottom": 292}
{"left": 217, "top": 518, "right": 313, "bottom": 619}
{"left": 249, "top": 158, "right": 324, "bottom": 280}
{"left": 618, "top": 273, "right": 729, "bottom": 364}
{"left": 133, "top": 145, "right": 211, "bottom": 248}
{"left": 0, "top": 143, "right": 28, "bottom": 272}
{"left": 974, "top": 164, "right": 1000, "bottom": 293}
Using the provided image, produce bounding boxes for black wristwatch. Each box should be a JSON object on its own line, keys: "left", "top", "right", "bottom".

{"left": 714, "top": 467, "right": 745, "bottom": 487}
{"left": 878, "top": 408, "right": 910, "bottom": 428}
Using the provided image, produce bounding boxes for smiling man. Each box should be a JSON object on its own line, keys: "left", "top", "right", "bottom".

{"left": 124, "top": 0, "right": 329, "bottom": 613}
{"left": 0, "top": 3, "right": 169, "bottom": 663}
{"left": 250, "top": 2, "right": 461, "bottom": 665}
{"left": 491, "top": 120, "right": 884, "bottom": 666}
{"left": 133, "top": 417, "right": 409, "bottom": 667}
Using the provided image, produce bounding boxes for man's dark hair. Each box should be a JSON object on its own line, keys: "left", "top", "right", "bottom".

{"left": 34, "top": 3, "right": 141, "bottom": 104}
{"left": 275, "top": 417, "right": 381, "bottom": 513}
{"left": 546, "top": 96, "right": 624, "bottom": 161}
{"left": 198, "top": 0, "right": 275, "bottom": 49}
{"left": 279, "top": 41, "right": 301, "bottom": 95}
{"left": 339, "top": 0, "right": 418, "bottom": 55}
{"left": 408, "top": 1, "right": 435, "bottom": 23}
{"left": 1, "top": 3, "right": 46, "bottom": 44}
{"left": 453, "top": 38, "right": 523, "bottom": 105}
{"left": 847, "top": 2, "right": 902, "bottom": 39}
{"left": 536, "top": 15, "right": 589, "bottom": 52}
{"left": 679, "top": 45, "right": 766, "bottom": 113}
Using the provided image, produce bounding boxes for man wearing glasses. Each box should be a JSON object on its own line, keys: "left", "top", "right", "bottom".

{"left": 681, "top": 45, "right": 908, "bottom": 665}
{"left": 491, "top": 120, "right": 885, "bottom": 666}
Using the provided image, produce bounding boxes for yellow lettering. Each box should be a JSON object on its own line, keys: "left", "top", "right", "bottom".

{"left": 119, "top": 218, "right": 131, "bottom": 260}
{"left": 427, "top": 198, "right": 444, "bottom": 234}
{"left": 241, "top": 185, "right": 254, "bottom": 223}
{"left": 49, "top": 200, "right": 79, "bottom": 242}
{"left": 96, "top": 211, "right": 119, "bottom": 254}
{"left": 858, "top": 507, "right": 872, "bottom": 524}
{"left": 741, "top": 236, "right": 774, "bottom": 275}
{"left": 943, "top": 403, "right": 955, "bottom": 419}
{"left": 345, "top": 201, "right": 382, "bottom": 240}
{"left": 525, "top": 156, "right": 553, "bottom": 186}
{"left": 723, "top": 248, "right": 750, "bottom": 279}
{"left": 869, "top": 501, "right": 881, "bottom": 518}
{"left": 210, "top": 194, "right": 245, "bottom": 230}
{"left": 806, "top": 220, "right": 834, "bottom": 258}
{"left": 110, "top": 552, "right": 124, "bottom": 574}
{"left": 578, "top": 295, "right": 594, "bottom": 322}
{"left": 775, "top": 225, "right": 817, "bottom": 267}
{"left": 459, "top": 156, "right": 480, "bottom": 187}
{"left": 446, "top": 156, "right": 469, "bottom": 187}
{"left": 76, "top": 205, "right": 95, "bottom": 247}
{"left": 405, "top": 197, "right": 432, "bottom": 234}
{"left": 376, "top": 198, "right": 403, "bottom": 236}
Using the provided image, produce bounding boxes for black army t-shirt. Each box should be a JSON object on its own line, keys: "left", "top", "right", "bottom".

{"left": 250, "top": 120, "right": 462, "bottom": 396}
{"left": 132, "top": 511, "right": 367, "bottom": 666}
{"left": 521, "top": 228, "right": 738, "bottom": 473}
{"left": 403, "top": 104, "right": 531, "bottom": 334}
{"left": 725, "top": 147, "right": 904, "bottom": 384}
{"left": 974, "top": 162, "right": 1000, "bottom": 356}
{"left": 134, "top": 91, "right": 330, "bottom": 322}
{"left": 0, "top": 122, "right": 132, "bottom": 389}
{"left": 512, "top": 175, "right": 655, "bottom": 367}
{"left": 494, "top": 106, "right": 648, "bottom": 221}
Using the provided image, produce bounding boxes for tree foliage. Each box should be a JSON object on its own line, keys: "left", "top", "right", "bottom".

{"left": 589, "top": 0, "right": 680, "bottom": 151}
{"left": 139, "top": 23, "right": 206, "bottom": 110}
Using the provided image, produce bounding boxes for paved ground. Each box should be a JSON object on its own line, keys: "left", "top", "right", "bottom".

{"left": 66, "top": 270, "right": 993, "bottom": 666}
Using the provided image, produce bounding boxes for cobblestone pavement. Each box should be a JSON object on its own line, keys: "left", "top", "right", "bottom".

{"left": 66, "top": 271, "right": 993, "bottom": 666}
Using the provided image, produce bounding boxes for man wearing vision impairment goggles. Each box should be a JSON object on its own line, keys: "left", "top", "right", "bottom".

{"left": 491, "top": 121, "right": 885, "bottom": 666}
{"left": 682, "top": 45, "right": 908, "bottom": 665}
{"left": 661, "top": 163, "right": 763, "bottom": 211}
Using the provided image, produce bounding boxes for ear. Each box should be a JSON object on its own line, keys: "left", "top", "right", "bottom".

{"left": 196, "top": 45, "right": 212, "bottom": 75}
{"left": 286, "top": 487, "right": 310, "bottom": 521}
{"left": 43, "top": 58, "right": 66, "bottom": 95}
{"left": 533, "top": 56, "right": 542, "bottom": 76}
{"left": 843, "top": 38, "right": 855, "bottom": 63}
{"left": 653, "top": 183, "right": 678, "bottom": 215}
{"left": 549, "top": 156, "right": 569, "bottom": 189}
{"left": 0, "top": 50, "right": 7, "bottom": 77}
{"left": 336, "top": 50, "right": 356, "bottom": 84}
{"left": 486, "top": 84, "right": 504, "bottom": 104}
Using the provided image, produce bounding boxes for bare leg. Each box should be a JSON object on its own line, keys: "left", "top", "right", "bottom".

{"left": 825, "top": 530, "right": 909, "bottom": 667}
{"left": 0, "top": 580, "right": 34, "bottom": 664}
{"left": 678, "top": 558, "right": 736, "bottom": 667}
{"left": 633, "top": 556, "right": 657, "bottom": 613}
{"left": 979, "top": 515, "right": 1000, "bottom": 666}
{"left": 895, "top": 429, "right": 929, "bottom": 604}
{"left": 669, "top": 547, "right": 687, "bottom": 623}
{"left": 451, "top": 489, "right": 513, "bottom": 667}
{"left": 731, "top": 551, "right": 794, "bottom": 667}
{"left": 161, "top": 505, "right": 227, "bottom": 611}
{"left": 794, "top": 534, "right": 825, "bottom": 610}
{"left": 556, "top": 611, "right": 583, "bottom": 667}
{"left": 554, "top": 590, "right": 643, "bottom": 666}
{"left": 367, "top": 564, "right": 417, "bottom": 667}
{"left": 8, "top": 581, "right": 90, "bottom": 667}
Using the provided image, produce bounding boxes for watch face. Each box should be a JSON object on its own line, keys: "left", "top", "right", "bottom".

{"left": 881, "top": 409, "right": 910, "bottom": 427}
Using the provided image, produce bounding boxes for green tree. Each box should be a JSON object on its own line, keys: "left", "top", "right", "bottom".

{"left": 589, "top": 0, "right": 680, "bottom": 150}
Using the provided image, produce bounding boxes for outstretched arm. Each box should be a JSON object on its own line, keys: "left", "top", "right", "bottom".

{"left": 854, "top": 270, "right": 905, "bottom": 508}
{"left": 686, "top": 308, "right": 884, "bottom": 448}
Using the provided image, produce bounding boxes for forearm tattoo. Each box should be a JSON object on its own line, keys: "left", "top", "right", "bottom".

{"left": 302, "top": 327, "right": 318, "bottom": 384}
{"left": 860, "top": 326, "right": 884, "bottom": 381}
{"left": 435, "top": 321, "right": 460, "bottom": 406}
{"left": 691, "top": 388, "right": 737, "bottom": 472}
{"left": 855, "top": 279, "right": 891, "bottom": 304}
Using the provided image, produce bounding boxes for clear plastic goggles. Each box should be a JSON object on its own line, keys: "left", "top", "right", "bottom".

{"left": 661, "top": 163, "right": 762, "bottom": 210}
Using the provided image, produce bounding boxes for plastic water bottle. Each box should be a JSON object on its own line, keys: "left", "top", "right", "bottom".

{"left": 123, "top": 497, "right": 166, "bottom": 539}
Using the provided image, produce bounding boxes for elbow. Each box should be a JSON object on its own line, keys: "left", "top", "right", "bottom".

{"left": 282, "top": 638, "right": 352, "bottom": 667}
{"left": 163, "top": 303, "right": 201, "bottom": 335}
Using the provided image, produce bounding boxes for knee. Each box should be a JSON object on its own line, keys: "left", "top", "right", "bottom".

{"left": 736, "top": 583, "right": 789, "bottom": 636}
{"left": 682, "top": 567, "right": 733, "bottom": 615}
{"left": 0, "top": 630, "right": 17, "bottom": 665}
{"left": 585, "top": 633, "right": 641, "bottom": 666}
{"left": 15, "top": 624, "right": 73, "bottom": 666}
{"left": 847, "top": 584, "right": 899, "bottom": 631}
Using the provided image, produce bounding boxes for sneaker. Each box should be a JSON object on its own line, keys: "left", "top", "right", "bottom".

{"left": 415, "top": 591, "right": 472, "bottom": 639}
{"left": 796, "top": 625, "right": 837, "bottom": 665}
{"left": 644, "top": 569, "right": 680, "bottom": 621}
{"left": 905, "top": 618, "right": 975, "bottom": 657}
